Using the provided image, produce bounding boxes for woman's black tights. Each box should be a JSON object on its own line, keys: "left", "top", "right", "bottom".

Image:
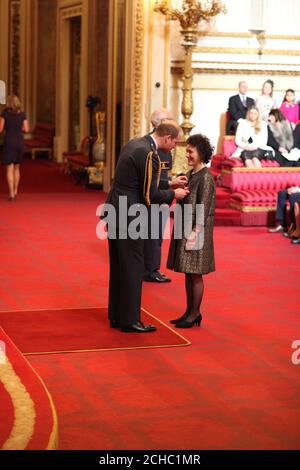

{"left": 184, "top": 273, "right": 204, "bottom": 320}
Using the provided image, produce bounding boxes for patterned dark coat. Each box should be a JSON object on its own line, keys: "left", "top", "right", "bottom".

{"left": 167, "top": 167, "right": 216, "bottom": 275}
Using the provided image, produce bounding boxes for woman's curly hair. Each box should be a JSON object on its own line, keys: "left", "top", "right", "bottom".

{"left": 186, "top": 134, "right": 214, "bottom": 164}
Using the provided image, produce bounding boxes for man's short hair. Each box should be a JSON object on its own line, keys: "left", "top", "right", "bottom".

{"left": 156, "top": 122, "right": 180, "bottom": 139}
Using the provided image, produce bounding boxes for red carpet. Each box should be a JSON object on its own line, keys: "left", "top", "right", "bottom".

{"left": 1, "top": 158, "right": 300, "bottom": 449}
{"left": 0, "top": 308, "right": 189, "bottom": 354}
{"left": 0, "top": 327, "right": 58, "bottom": 450}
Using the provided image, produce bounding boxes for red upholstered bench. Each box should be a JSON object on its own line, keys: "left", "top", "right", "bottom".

{"left": 216, "top": 135, "right": 300, "bottom": 225}
{"left": 63, "top": 137, "right": 91, "bottom": 174}
{"left": 63, "top": 143, "right": 104, "bottom": 187}
{"left": 63, "top": 151, "right": 89, "bottom": 174}
{"left": 25, "top": 122, "right": 55, "bottom": 160}
{"left": 222, "top": 166, "right": 300, "bottom": 192}
{"left": 226, "top": 168, "right": 300, "bottom": 225}
{"left": 229, "top": 188, "right": 280, "bottom": 226}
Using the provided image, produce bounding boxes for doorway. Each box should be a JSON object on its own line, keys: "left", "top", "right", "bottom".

{"left": 68, "top": 16, "right": 81, "bottom": 151}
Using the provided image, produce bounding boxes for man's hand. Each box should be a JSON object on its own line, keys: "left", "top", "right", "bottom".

{"left": 170, "top": 175, "right": 188, "bottom": 189}
{"left": 287, "top": 186, "right": 300, "bottom": 195}
{"left": 174, "top": 187, "right": 189, "bottom": 200}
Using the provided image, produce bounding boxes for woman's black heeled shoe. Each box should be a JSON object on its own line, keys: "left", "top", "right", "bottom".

{"left": 170, "top": 311, "right": 189, "bottom": 324}
{"left": 175, "top": 314, "right": 202, "bottom": 329}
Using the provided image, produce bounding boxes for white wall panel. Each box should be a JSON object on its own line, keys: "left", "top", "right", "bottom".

{"left": 163, "top": 0, "right": 300, "bottom": 152}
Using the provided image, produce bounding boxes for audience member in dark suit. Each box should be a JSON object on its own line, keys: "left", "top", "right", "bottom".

{"left": 291, "top": 200, "right": 300, "bottom": 243}
{"left": 269, "top": 186, "right": 300, "bottom": 235}
{"left": 226, "top": 81, "right": 255, "bottom": 135}
{"left": 103, "top": 122, "right": 189, "bottom": 333}
{"left": 144, "top": 108, "right": 187, "bottom": 283}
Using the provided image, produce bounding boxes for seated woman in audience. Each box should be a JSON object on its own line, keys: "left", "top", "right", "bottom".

{"left": 280, "top": 89, "right": 299, "bottom": 127}
{"left": 256, "top": 79, "right": 277, "bottom": 122}
{"left": 267, "top": 109, "right": 294, "bottom": 166}
{"left": 232, "top": 106, "right": 274, "bottom": 168}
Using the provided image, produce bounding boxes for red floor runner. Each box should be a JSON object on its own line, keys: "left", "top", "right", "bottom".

{"left": 1, "top": 158, "right": 300, "bottom": 449}
{"left": 0, "top": 308, "right": 189, "bottom": 354}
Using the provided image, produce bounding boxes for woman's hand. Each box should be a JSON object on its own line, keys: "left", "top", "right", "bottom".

{"left": 174, "top": 187, "right": 189, "bottom": 200}
{"left": 185, "top": 230, "right": 197, "bottom": 250}
{"left": 287, "top": 186, "right": 300, "bottom": 195}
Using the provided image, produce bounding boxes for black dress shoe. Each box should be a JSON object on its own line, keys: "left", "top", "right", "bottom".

{"left": 170, "top": 311, "right": 189, "bottom": 324}
{"left": 143, "top": 271, "right": 171, "bottom": 283}
{"left": 109, "top": 319, "right": 120, "bottom": 328}
{"left": 121, "top": 321, "right": 157, "bottom": 333}
{"left": 175, "top": 314, "right": 202, "bottom": 329}
{"left": 291, "top": 237, "right": 300, "bottom": 244}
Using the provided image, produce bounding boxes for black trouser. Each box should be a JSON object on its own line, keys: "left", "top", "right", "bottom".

{"left": 144, "top": 237, "right": 163, "bottom": 274}
{"left": 108, "top": 237, "right": 144, "bottom": 327}
{"left": 144, "top": 207, "right": 168, "bottom": 275}
{"left": 274, "top": 151, "right": 300, "bottom": 167}
{"left": 275, "top": 190, "right": 300, "bottom": 225}
{"left": 226, "top": 119, "right": 238, "bottom": 135}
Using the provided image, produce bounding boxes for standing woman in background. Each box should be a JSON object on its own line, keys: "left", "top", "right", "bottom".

{"left": 256, "top": 79, "right": 277, "bottom": 122}
{"left": 0, "top": 95, "right": 29, "bottom": 200}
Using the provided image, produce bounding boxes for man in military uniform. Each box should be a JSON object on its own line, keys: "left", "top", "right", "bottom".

{"left": 104, "top": 121, "right": 189, "bottom": 333}
{"left": 144, "top": 108, "right": 187, "bottom": 282}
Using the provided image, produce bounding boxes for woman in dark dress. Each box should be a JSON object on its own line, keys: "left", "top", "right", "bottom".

{"left": 0, "top": 95, "right": 28, "bottom": 200}
{"left": 167, "top": 134, "right": 216, "bottom": 328}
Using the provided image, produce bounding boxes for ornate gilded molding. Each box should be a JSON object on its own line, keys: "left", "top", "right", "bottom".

{"left": 197, "top": 31, "right": 300, "bottom": 40}
{"left": 133, "top": 0, "right": 144, "bottom": 137}
{"left": 9, "top": 0, "right": 21, "bottom": 95}
{"left": 61, "top": 5, "right": 83, "bottom": 19}
{"left": 194, "top": 46, "right": 300, "bottom": 56}
{"left": 172, "top": 142, "right": 191, "bottom": 176}
{"left": 171, "top": 66, "right": 300, "bottom": 76}
{"left": 172, "top": 59, "right": 300, "bottom": 67}
{"left": 230, "top": 203, "right": 275, "bottom": 213}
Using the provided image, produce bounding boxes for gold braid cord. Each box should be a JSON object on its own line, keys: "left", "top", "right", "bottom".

{"left": 143, "top": 151, "right": 161, "bottom": 206}
{"left": 143, "top": 151, "right": 153, "bottom": 207}
{"left": 0, "top": 359, "right": 36, "bottom": 450}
